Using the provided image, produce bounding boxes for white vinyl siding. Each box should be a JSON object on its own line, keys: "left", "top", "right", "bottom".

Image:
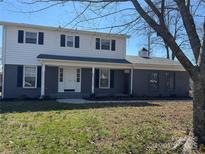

{"left": 4, "top": 26, "right": 126, "bottom": 65}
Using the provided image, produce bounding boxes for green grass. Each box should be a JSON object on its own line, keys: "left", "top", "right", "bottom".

{"left": 0, "top": 100, "right": 192, "bottom": 154}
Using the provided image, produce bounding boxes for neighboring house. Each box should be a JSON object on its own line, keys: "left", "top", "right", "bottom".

{"left": 0, "top": 22, "right": 189, "bottom": 99}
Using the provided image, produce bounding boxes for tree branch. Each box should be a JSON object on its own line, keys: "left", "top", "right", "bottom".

{"left": 131, "top": 0, "right": 196, "bottom": 77}
{"left": 175, "top": 0, "right": 201, "bottom": 62}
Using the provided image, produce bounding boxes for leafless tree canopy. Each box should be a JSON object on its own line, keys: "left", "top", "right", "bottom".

{"left": 3, "top": 0, "right": 204, "bottom": 60}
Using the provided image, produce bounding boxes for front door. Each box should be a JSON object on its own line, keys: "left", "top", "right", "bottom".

{"left": 58, "top": 67, "right": 81, "bottom": 92}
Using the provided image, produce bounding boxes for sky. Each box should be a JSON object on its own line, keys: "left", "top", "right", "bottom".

{"left": 0, "top": 0, "right": 169, "bottom": 57}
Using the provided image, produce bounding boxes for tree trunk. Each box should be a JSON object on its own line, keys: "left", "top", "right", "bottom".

{"left": 193, "top": 78, "right": 205, "bottom": 145}
{"left": 172, "top": 52, "right": 175, "bottom": 60}
{"left": 165, "top": 44, "right": 170, "bottom": 59}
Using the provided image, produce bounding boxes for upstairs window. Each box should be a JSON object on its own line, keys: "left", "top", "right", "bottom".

{"left": 60, "top": 35, "right": 80, "bottom": 48}
{"left": 149, "top": 72, "right": 159, "bottom": 91}
{"left": 18, "top": 30, "right": 44, "bottom": 45}
{"left": 96, "top": 38, "right": 116, "bottom": 51}
{"left": 25, "top": 32, "right": 37, "bottom": 44}
{"left": 67, "top": 36, "right": 74, "bottom": 47}
{"left": 23, "top": 66, "right": 37, "bottom": 88}
{"left": 101, "top": 39, "right": 110, "bottom": 50}
{"left": 165, "top": 72, "right": 175, "bottom": 91}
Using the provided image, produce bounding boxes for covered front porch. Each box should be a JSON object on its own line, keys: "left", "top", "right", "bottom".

{"left": 38, "top": 54, "right": 133, "bottom": 99}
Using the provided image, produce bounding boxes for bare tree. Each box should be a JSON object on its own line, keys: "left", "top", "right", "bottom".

{"left": 10, "top": 0, "right": 205, "bottom": 146}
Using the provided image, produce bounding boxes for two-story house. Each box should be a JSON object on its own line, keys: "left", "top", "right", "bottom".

{"left": 0, "top": 22, "right": 190, "bottom": 99}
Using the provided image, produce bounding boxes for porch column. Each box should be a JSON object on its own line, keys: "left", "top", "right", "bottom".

{"left": 130, "top": 68, "right": 133, "bottom": 95}
{"left": 91, "top": 66, "right": 95, "bottom": 94}
{"left": 41, "top": 63, "right": 45, "bottom": 98}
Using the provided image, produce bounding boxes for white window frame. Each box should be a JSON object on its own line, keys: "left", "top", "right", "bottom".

{"left": 23, "top": 65, "right": 37, "bottom": 88}
{"left": 25, "top": 31, "right": 38, "bottom": 44}
{"left": 66, "top": 35, "right": 74, "bottom": 47}
{"left": 101, "top": 39, "right": 111, "bottom": 50}
{"left": 99, "top": 68, "right": 110, "bottom": 89}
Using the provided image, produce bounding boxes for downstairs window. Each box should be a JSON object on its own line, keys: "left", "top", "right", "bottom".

{"left": 99, "top": 69, "right": 110, "bottom": 88}
{"left": 149, "top": 72, "right": 159, "bottom": 91}
{"left": 23, "top": 66, "right": 37, "bottom": 88}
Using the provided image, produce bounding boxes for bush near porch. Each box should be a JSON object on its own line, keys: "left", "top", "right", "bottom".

{"left": 0, "top": 100, "right": 193, "bottom": 153}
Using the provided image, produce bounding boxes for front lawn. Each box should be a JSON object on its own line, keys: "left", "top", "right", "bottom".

{"left": 0, "top": 100, "right": 192, "bottom": 153}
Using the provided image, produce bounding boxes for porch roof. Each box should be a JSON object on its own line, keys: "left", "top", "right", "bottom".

{"left": 37, "top": 54, "right": 131, "bottom": 64}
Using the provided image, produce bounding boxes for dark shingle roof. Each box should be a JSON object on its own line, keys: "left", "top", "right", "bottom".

{"left": 37, "top": 54, "right": 131, "bottom": 64}
{"left": 126, "top": 55, "right": 181, "bottom": 66}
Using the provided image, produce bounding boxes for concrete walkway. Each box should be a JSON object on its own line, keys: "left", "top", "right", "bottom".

{"left": 56, "top": 98, "right": 148, "bottom": 104}
{"left": 56, "top": 98, "right": 192, "bottom": 104}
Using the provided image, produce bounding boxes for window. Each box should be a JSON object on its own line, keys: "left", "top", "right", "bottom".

{"left": 59, "top": 68, "right": 63, "bottom": 82}
{"left": 25, "top": 32, "right": 37, "bottom": 44}
{"left": 149, "top": 72, "right": 159, "bottom": 91}
{"left": 165, "top": 72, "right": 175, "bottom": 91}
{"left": 23, "top": 66, "right": 37, "bottom": 88}
{"left": 101, "top": 39, "right": 110, "bottom": 50}
{"left": 76, "top": 69, "right": 81, "bottom": 82}
{"left": 99, "top": 69, "right": 110, "bottom": 88}
{"left": 61, "top": 35, "right": 80, "bottom": 48}
{"left": 67, "top": 36, "right": 74, "bottom": 47}
{"left": 95, "top": 38, "right": 116, "bottom": 51}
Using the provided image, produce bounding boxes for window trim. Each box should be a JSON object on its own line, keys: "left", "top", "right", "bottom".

{"left": 25, "top": 31, "right": 38, "bottom": 44}
{"left": 23, "top": 65, "right": 37, "bottom": 89}
{"left": 99, "top": 68, "right": 110, "bottom": 89}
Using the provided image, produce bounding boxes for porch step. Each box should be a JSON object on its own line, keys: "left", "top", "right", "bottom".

{"left": 51, "top": 92, "right": 85, "bottom": 99}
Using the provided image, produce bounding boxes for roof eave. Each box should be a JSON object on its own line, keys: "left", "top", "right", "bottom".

{"left": 0, "top": 21, "right": 129, "bottom": 38}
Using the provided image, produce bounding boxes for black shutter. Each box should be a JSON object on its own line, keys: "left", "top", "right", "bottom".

{"left": 111, "top": 40, "right": 116, "bottom": 51}
{"left": 60, "top": 34, "right": 66, "bottom": 47}
{"left": 17, "top": 65, "right": 23, "bottom": 87}
{"left": 75, "top": 36, "right": 80, "bottom": 48}
{"left": 37, "top": 66, "right": 42, "bottom": 88}
{"left": 110, "top": 70, "right": 114, "bottom": 88}
{"left": 96, "top": 38, "right": 100, "bottom": 50}
{"left": 95, "top": 69, "right": 99, "bottom": 88}
{"left": 18, "top": 30, "right": 24, "bottom": 43}
{"left": 38, "top": 32, "right": 44, "bottom": 45}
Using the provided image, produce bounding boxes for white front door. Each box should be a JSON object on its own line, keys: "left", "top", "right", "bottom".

{"left": 58, "top": 67, "right": 81, "bottom": 92}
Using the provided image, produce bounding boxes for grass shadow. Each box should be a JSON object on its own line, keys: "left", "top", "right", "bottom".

{"left": 0, "top": 100, "right": 160, "bottom": 113}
